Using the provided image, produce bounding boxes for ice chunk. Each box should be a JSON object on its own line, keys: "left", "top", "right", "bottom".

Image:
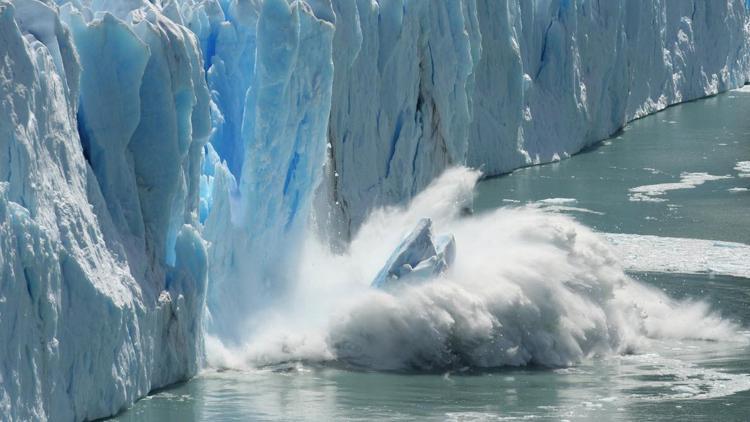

{"left": 372, "top": 218, "right": 456, "bottom": 289}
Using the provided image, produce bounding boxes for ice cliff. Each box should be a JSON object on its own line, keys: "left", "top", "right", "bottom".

{"left": 1, "top": 0, "right": 750, "bottom": 420}
{"left": 323, "top": 0, "right": 750, "bottom": 236}
{"left": 1, "top": 0, "right": 208, "bottom": 420}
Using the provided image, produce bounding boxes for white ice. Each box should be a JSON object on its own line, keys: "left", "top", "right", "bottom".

{"left": 628, "top": 172, "right": 732, "bottom": 202}
{"left": 605, "top": 233, "right": 750, "bottom": 279}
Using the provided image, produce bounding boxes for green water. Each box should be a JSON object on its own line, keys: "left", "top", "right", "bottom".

{"left": 114, "top": 90, "right": 750, "bottom": 421}
{"left": 475, "top": 90, "right": 750, "bottom": 243}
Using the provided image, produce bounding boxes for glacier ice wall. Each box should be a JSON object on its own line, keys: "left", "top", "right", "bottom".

{"left": 0, "top": 0, "right": 209, "bottom": 420}
{"left": 323, "top": 0, "right": 750, "bottom": 236}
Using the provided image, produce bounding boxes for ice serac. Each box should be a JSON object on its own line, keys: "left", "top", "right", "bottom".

{"left": 0, "top": 0, "right": 209, "bottom": 420}
{"left": 322, "top": 0, "right": 750, "bottom": 236}
{"left": 191, "top": 0, "right": 335, "bottom": 341}
{"left": 371, "top": 218, "right": 456, "bottom": 289}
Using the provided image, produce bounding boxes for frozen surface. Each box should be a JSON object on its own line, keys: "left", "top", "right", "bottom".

{"left": 320, "top": 0, "right": 750, "bottom": 235}
{"left": 605, "top": 234, "right": 750, "bottom": 279}
{"left": 735, "top": 161, "right": 750, "bottom": 177}
{"left": 178, "top": 0, "right": 750, "bottom": 346}
{"left": 198, "top": 0, "right": 335, "bottom": 341}
{"left": 628, "top": 172, "right": 732, "bottom": 202}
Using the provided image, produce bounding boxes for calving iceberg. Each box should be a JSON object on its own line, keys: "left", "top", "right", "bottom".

{"left": 371, "top": 218, "right": 456, "bottom": 289}
{"left": 1, "top": 0, "right": 750, "bottom": 420}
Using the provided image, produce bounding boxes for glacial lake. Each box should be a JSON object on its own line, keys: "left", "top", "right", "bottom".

{"left": 113, "top": 89, "right": 750, "bottom": 421}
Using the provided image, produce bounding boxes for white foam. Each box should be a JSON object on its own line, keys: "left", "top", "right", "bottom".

{"left": 732, "top": 85, "right": 750, "bottom": 93}
{"left": 604, "top": 233, "right": 750, "bottom": 279}
{"left": 207, "top": 167, "right": 744, "bottom": 372}
{"left": 537, "top": 198, "right": 578, "bottom": 205}
{"left": 628, "top": 172, "right": 731, "bottom": 202}
{"left": 525, "top": 198, "right": 604, "bottom": 215}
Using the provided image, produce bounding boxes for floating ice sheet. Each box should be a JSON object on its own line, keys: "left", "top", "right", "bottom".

{"left": 605, "top": 233, "right": 750, "bottom": 279}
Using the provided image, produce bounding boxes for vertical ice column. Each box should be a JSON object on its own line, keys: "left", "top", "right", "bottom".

{"left": 61, "top": 1, "right": 211, "bottom": 277}
{"left": 203, "top": 0, "right": 335, "bottom": 342}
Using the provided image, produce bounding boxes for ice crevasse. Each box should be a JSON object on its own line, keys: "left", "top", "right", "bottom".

{"left": 0, "top": 0, "right": 749, "bottom": 420}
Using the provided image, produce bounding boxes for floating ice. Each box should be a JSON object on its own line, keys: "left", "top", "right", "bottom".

{"left": 527, "top": 198, "right": 605, "bottom": 215}
{"left": 3, "top": 0, "right": 750, "bottom": 420}
{"left": 604, "top": 233, "right": 750, "bottom": 279}
{"left": 628, "top": 172, "right": 732, "bottom": 202}
{"left": 371, "top": 218, "right": 456, "bottom": 289}
{"left": 735, "top": 161, "right": 750, "bottom": 177}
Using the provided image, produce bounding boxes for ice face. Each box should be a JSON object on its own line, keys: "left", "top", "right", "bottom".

{"left": 322, "top": 0, "right": 750, "bottom": 237}
{"left": 195, "top": 0, "right": 335, "bottom": 342}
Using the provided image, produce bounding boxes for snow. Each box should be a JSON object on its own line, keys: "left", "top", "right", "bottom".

{"left": 371, "top": 218, "right": 456, "bottom": 289}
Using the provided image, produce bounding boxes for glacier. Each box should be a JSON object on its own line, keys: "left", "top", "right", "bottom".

{"left": 1, "top": 0, "right": 750, "bottom": 420}
{"left": 1, "top": 0, "right": 209, "bottom": 420}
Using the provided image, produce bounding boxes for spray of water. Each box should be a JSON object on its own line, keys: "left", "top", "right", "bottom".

{"left": 207, "top": 167, "right": 744, "bottom": 371}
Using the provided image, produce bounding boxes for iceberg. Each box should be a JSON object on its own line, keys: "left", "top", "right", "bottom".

{"left": 371, "top": 218, "right": 456, "bottom": 289}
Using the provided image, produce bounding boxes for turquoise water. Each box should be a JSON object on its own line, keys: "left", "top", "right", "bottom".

{"left": 114, "top": 90, "right": 750, "bottom": 421}
{"left": 475, "top": 89, "right": 750, "bottom": 243}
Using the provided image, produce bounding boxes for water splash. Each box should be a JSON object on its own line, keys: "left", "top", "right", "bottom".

{"left": 207, "top": 167, "right": 745, "bottom": 371}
